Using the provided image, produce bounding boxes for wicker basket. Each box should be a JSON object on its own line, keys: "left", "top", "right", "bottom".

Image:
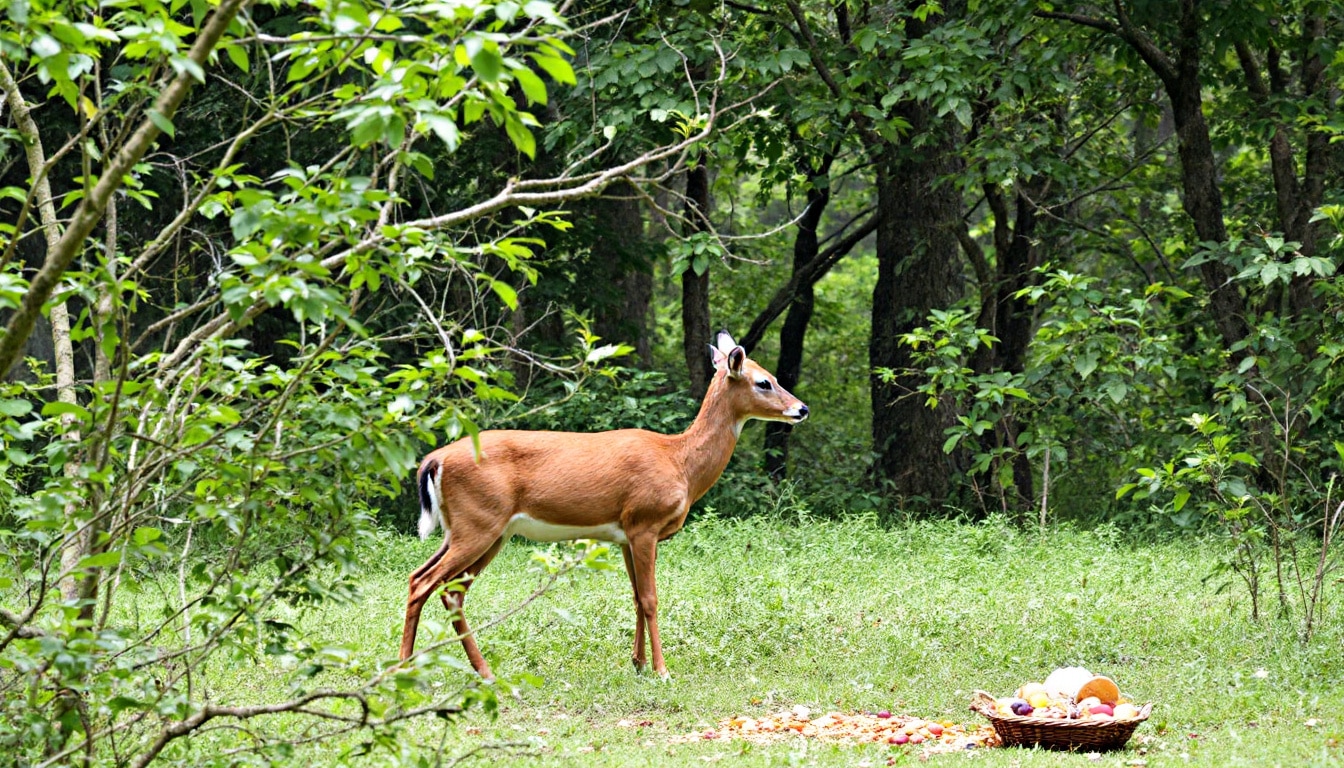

{"left": 970, "top": 691, "right": 1153, "bottom": 751}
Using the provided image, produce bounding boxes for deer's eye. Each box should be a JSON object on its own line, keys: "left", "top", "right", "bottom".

{"left": 755, "top": 379, "right": 773, "bottom": 391}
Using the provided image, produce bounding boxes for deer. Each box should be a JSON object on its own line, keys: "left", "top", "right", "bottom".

{"left": 400, "top": 331, "right": 808, "bottom": 679}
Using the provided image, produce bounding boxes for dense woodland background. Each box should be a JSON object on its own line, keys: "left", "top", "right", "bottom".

{"left": 0, "top": 0, "right": 1342, "bottom": 764}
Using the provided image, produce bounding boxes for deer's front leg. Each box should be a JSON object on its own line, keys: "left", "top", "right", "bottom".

{"left": 620, "top": 543, "right": 648, "bottom": 672}
{"left": 628, "top": 533, "right": 667, "bottom": 679}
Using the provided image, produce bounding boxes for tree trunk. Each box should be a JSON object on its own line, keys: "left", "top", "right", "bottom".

{"left": 681, "top": 160, "right": 713, "bottom": 399}
{"left": 869, "top": 115, "right": 963, "bottom": 503}
{"left": 1138, "top": 1, "right": 1251, "bottom": 351}
{"left": 1039, "top": 2, "right": 1251, "bottom": 349}
{"left": 1167, "top": 71, "right": 1249, "bottom": 350}
{"left": 764, "top": 175, "right": 830, "bottom": 480}
{"left": 1, "top": 61, "right": 87, "bottom": 602}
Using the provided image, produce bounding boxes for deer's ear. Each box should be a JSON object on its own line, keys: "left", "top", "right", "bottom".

{"left": 715, "top": 330, "right": 737, "bottom": 354}
{"left": 709, "top": 343, "right": 728, "bottom": 370}
{"left": 727, "top": 346, "right": 746, "bottom": 378}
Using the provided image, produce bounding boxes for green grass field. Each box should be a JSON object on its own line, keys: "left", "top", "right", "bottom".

{"left": 216, "top": 514, "right": 1343, "bottom": 767}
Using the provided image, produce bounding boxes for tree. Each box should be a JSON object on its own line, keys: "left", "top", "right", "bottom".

{"left": 0, "top": 0, "right": 745, "bottom": 761}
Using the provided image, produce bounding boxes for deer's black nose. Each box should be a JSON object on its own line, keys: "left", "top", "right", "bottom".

{"left": 797, "top": 405, "right": 809, "bottom": 418}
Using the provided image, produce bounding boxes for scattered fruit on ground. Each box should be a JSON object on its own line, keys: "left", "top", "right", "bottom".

{"left": 674, "top": 706, "right": 1001, "bottom": 755}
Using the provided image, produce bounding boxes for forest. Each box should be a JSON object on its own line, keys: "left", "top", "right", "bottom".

{"left": 1, "top": 0, "right": 1342, "bottom": 765}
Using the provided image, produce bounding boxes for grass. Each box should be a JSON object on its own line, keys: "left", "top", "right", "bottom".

{"left": 215, "top": 514, "right": 1342, "bottom": 767}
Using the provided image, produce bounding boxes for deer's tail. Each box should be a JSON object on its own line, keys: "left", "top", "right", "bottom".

{"left": 417, "top": 458, "right": 443, "bottom": 541}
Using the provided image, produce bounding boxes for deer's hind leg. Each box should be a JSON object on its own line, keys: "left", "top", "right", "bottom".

{"left": 401, "top": 523, "right": 507, "bottom": 678}
{"left": 438, "top": 535, "right": 506, "bottom": 679}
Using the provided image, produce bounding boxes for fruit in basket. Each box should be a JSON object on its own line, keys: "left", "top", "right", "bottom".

{"left": 1018, "top": 682, "right": 1048, "bottom": 700}
{"left": 1043, "top": 666, "right": 1093, "bottom": 699}
{"left": 988, "top": 673, "right": 1140, "bottom": 725}
{"left": 1089, "top": 703, "right": 1114, "bottom": 717}
{"left": 1075, "top": 676, "right": 1120, "bottom": 706}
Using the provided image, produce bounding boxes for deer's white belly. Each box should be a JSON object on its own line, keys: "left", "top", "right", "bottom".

{"left": 504, "top": 513, "right": 629, "bottom": 545}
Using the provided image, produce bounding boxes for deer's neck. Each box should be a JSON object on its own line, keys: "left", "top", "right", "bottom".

{"left": 676, "top": 374, "right": 744, "bottom": 502}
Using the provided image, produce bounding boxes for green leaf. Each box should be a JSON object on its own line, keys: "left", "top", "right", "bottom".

{"left": 285, "top": 53, "right": 316, "bottom": 82}
{"left": 1073, "top": 352, "right": 1098, "bottom": 379}
{"left": 42, "top": 400, "right": 91, "bottom": 422}
{"left": 691, "top": 252, "right": 710, "bottom": 276}
{"left": 147, "top": 109, "right": 175, "bottom": 139}
{"left": 1172, "top": 488, "right": 1190, "bottom": 512}
{"left": 953, "top": 100, "right": 971, "bottom": 129}
{"left": 503, "top": 117, "right": 535, "bottom": 158}
{"left": 77, "top": 551, "right": 123, "bottom": 569}
{"left": 225, "top": 43, "right": 249, "bottom": 73}
{"left": 0, "top": 399, "right": 33, "bottom": 417}
{"left": 488, "top": 279, "right": 518, "bottom": 310}
{"left": 513, "top": 66, "right": 548, "bottom": 106}
{"left": 469, "top": 43, "right": 502, "bottom": 82}
{"left": 31, "top": 34, "right": 61, "bottom": 58}
{"left": 530, "top": 52, "right": 575, "bottom": 85}
{"left": 421, "top": 113, "right": 460, "bottom": 152}
{"left": 585, "top": 343, "right": 633, "bottom": 364}
{"left": 1103, "top": 380, "right": 1127, "bottom": 404}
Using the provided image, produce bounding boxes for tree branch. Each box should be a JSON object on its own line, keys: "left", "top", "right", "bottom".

{"left": 157, "top": 70, "right": 737, "bottom": 374}
{"left": 782, "top": 0, "right": 882, "bottom": 148}
{"left": 739, "top": 212, "right": 878, "bottom": 354}
{"left": 1033, "top": 10, "right": 1119, "bottom": 36}
{"left": 0, "top": 0, "right": 252, "bottom": 379}
{"left": 1036, "top": 3, "right": 1177, "bottom": 86}
{"left": 0, "top": 606, "right": 44, "bottom": 639}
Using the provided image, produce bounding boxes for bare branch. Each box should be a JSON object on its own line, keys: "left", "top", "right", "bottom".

{"left": 0, "top": 607, "right": 44, "bottom": 639}
{"left": 157, "top": 62, "right": 740, "bottom": 374}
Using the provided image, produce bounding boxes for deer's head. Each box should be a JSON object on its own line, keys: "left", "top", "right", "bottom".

{"left": 709, "top": 331, "right": 809, "bottom": 431}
